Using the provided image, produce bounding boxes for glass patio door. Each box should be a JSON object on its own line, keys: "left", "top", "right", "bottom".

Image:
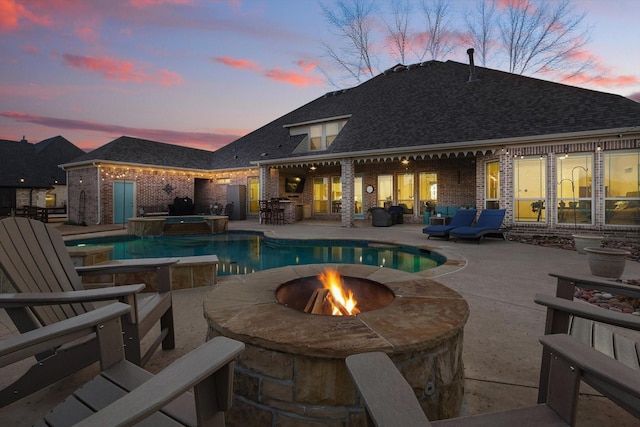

{"left": 354, "top": 174, "right": 364, "bottom": 219}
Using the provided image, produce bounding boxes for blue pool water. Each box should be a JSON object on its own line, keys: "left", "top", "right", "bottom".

{"left": 67, "top": 232, "right": 445, "bottom": 276}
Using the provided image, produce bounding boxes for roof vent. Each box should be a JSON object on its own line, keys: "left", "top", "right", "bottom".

{"left": 467, "top": 48, "right": 478, "bottom": 82}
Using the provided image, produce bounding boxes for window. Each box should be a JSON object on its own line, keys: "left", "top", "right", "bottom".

{"left": 396, "top": 173, "right": 414, "bottom": 212}
{"left": 326, "top": 122, "right": 340, "bottom": 146}
{"left": 557, "top": 154, "right": 592, "bottom": 225}
{"left": 485, "top": 161, "right": 499, "bottom": 209}
{"left": 419, "top": 173, "right": 437, "bottom": 213}
{"left": 604, "top": 150, "right": 640, "bottom": 225}
{"left": 308, "top": 121, "right": 346, "bottom": 151}
{"left": 45, "top": 192, "right": 56, "bottom": 208}
{"left": 331, "top": 176, "right": 342, "bottom": 213}
{"left": 354, "top": 175, "right": 364, "bottom": 216}
{"left": 313, "top": 177, "right": 329, "bottom": 213}
{"left": 514, "top": 156, "right": 546, "bottom": 222}
{"left": 310, "top": 125, "right": 322, "bottom": 150}
{"left": 377, "top": 175, "right": 393, "bottom": 208}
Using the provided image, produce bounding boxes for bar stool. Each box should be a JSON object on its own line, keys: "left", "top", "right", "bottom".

{"left": 259, "top": 200, "right": 271, "bottom": 224}
{"left": 270, "top": 200, "right": 285, "bottom": 225}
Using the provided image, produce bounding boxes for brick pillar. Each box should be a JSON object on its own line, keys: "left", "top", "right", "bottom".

{"left": 341, "top": 159, "right": 354, "bottom": 227}
{"left": 259, "top": 166, "right": 269, "bottom": 199}
{"left": 261, "top": 166, "right": 279, "bottom": 200}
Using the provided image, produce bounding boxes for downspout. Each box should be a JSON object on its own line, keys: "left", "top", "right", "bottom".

{"left": 95, "top": 163, "right": 101, "bottom": 224}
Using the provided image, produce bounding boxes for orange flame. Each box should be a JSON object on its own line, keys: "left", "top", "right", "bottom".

{"left": 318, "top": 269, "right": 360, "bottom": 316}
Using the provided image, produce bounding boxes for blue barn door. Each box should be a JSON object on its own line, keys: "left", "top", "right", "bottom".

{"left": 114, "top": 181, "right": 134, "bottom": 224}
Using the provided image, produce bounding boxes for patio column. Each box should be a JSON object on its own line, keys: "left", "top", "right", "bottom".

{"left": 341, "top": 159, "right": 355, "bottom": 227}
{"left": 260, "top": 165, "right": 278, "bottom": 200}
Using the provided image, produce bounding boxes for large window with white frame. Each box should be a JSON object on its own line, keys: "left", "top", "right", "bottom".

{"left": 557, "top": 154, "right": 592, "bottom": 225}
{"left": 309, "top": 120, "right": 347, "bottom": 151}
{"left": 604, "top": 150, "right": 640, "bottom": 225}
{"left": 313, "top": 177, "right": 329, "bottom": 213}
{"left": 485, "top": 161, "right": 500, "bottom": 209}
{"left": 514, "top": 156, "right": 546, "bottom": 222}
{"left": 396, "top": 173, "right": 414, "bottom": 212}
{"left": 419, "top": 172, "right": 437, "bottom": 214}
{"left": 331, "top": 176, "right": 342, "bottom": 213}
{"left": 377, "top": 175, "right": 393, "bottom": 208}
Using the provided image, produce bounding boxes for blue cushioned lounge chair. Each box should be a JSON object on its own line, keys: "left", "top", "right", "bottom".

{"left": 450, "top": 209, "right": 507, "bottom": 243}
{"left": 422, "top": 209, "right": 477, "bottom": 239}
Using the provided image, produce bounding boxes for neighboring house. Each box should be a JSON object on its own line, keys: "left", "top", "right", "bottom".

{"left": 62, "top": 54, "right": 640, "bottom": 237}
{"left": 0, "top": 136, "right": 84, "bottom": 217}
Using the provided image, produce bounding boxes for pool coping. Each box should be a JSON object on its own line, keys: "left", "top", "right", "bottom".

{"left": 64, "top": 229, "right": 465, "bottom": 278}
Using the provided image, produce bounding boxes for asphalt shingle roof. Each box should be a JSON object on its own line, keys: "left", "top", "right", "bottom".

{"left": 0, "top": 136, "right": 83, "bottom": 187}
{"left": 67, "top": 136, "right": 217, "bottom": 170}
{"left": 211, "top": 60, "right": 640, "bottom": 169}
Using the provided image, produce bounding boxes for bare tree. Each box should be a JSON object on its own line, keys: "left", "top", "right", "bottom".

{"left": 416, "top": 0, "right": 458, "bottom": 61}
{"left": 499, "top": 0, "right": 592, "bottom": 75}
{"left": 464, "top": 0, "right": 497, "bottom": 67}
{"left": 320, "top": 0, "right": 378, "bottom": 86}
{"left": 319, "top": 0, "right": 593, "bottom": 86}
{"left": 384, "top": 0, "right": 412, "bottom": 64}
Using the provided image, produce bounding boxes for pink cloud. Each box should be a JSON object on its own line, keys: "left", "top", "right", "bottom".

{"left": 265, "top": 68, "right": 322, "bottom": 87}
{"left": 75, "top": 27, "right": 99, "bottom": 44}
{"left": 0, "top": 83, "right": 64, "bottom": 100}
{"left": 62, "top": 53, "right": 184, "bottom": 86}
{"left": 563, "top": 71, "right": 639, "bottom": 87}
{"left": 296, "top": 60, "right": 318, "bottom": 73}
{"left": 0, "top": 111, "right": 239, "bottom": 151}
{"left": 130, "top": 0, "right": 193, "bottom": 7}
{"left": 214, "top": 56, "right": 261, "bottom": 72}
{"left": 0, "top": 0, "right": 51, "bottom": 32}
{"left": 21, "top": 45, "right": 40, "bottom": 54}
{"left": 214, "top": 56, "right": 322, "bottom": 87}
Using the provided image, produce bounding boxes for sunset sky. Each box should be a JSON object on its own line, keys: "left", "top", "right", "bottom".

{"left": 1, "top": 0, "right": 639, "bottom": 152}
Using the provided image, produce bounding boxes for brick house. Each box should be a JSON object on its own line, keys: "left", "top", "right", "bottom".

{"left": 0, "top": 136, "right": 84, "bottom": 217}
{"left": 62, "top": 55, "right": 640, "bottom": 237}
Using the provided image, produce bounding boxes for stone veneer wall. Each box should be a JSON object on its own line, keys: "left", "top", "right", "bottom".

{"left": 209, "top": 329, "right": 464, "bottom": 427}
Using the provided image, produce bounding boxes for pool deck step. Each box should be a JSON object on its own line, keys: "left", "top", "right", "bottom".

{"left": 163, "top": 222, "right": 210, "bottom": 235}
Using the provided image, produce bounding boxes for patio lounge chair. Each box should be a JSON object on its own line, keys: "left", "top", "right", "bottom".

{"left": 422, "top": 209, "right": 477, "bottom": 239}
{"left": 0, "top": 302, "right": 245, "bottom": 426}
{"left": 371, "top": 207, "right": 393, "bottom": 227}
{"left": 449, "top": 209, "right": 507, "bottom": 242}
{"left": 347, "top": 333, "right": 640, "bottom": 426}
{"left": 0, "top": 217, "right": 177, "bottom": 407}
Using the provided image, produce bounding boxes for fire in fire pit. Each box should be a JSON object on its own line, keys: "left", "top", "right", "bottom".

{"left": 276, "top": 268, "right": 394, "bottom": 315}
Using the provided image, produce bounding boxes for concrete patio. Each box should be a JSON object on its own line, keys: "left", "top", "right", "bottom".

{"left": 1, "top": 220, "right": 639, "bottom": 426}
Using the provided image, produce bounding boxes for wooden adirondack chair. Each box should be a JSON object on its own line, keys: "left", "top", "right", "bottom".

{"left": 0, "top": 217, "right": 177, "bottom": 407}
{"left": 347, "top": 274, "right": 640, "bottom": 426}
{"left": 0, "top": 302, "right": 245, "bottom": 426}
{"left": 347, "top": 334, "right": 640, "bottom": 426}
{"left": 535, "top": 272, "right": 640, "bottom": 404}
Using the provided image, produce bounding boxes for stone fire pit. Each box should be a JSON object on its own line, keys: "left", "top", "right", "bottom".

{"left": 204, "top": 264, "right": 469, "bottom": 426}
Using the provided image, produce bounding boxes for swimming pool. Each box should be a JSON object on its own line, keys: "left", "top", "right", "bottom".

{"left": 67, "top": 232, "right": 445, "bottom": 276}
